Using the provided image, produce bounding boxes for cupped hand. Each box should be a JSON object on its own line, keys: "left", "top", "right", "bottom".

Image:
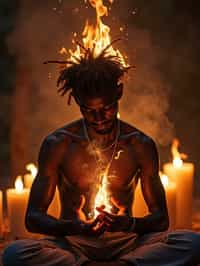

{"left": 96, "top": 197, "right": 132, "bottom": 232}
{"left": 76, "top": 195, "right": 107, "bottom": 237}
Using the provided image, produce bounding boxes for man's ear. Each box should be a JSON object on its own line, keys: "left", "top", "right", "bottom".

{"left": 117, "top": 83, "right": 123, "bottom": 100}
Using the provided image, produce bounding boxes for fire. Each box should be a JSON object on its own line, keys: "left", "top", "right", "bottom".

{"left": 171, "top": 138, "right": 187, "bottom": 168}
{"left": 26, "top": 163, "right": 38, "bottom": 178}
{"left": 94, "top": 172, "right": 112, "bottom": 218}
{"left": 15, "top": 176, "right": 23, "bottom": 193}
{"left": 62, "top": 0, "right": 128, "bottom": 67}
{"left": 159, "top": 171, "right": 169, "bottom": 187}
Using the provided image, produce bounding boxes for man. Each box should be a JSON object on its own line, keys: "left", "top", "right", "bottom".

{"left": 3, "top": 47, "right": 200, "bottom": 266}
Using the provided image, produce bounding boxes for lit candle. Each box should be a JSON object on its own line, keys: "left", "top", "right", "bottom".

{"left": 0, "top": 190, "right": 3, "bottom": 236}
{"left": 24, "top": 163, "right": 38, "bottom": 188}
{"left": 132, "top": 179, "right": 148, "bottom": 217}
{"left": 160, "top": 172, "right": 176, "bottom": 229}
{"left": 7, "top": 176, "right": 31, "bottom": 238}
{"left": 163, "top": 139, "right": 194, "bottom": 229}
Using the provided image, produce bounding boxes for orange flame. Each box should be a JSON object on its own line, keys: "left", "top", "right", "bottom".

{"left": 61, "top": 0, "right": 128, "bottom": 67}
{"left": 94, "top": 171, "right": 112, "bottom": 218}
{"left": 26, "top": 163, "right": 38, "bottom": 178}
{"left": 171, "top": 138, "right": 187, "bottom": 168}
{"left": 15, "top": 176, "right": 24, "bottom": 193}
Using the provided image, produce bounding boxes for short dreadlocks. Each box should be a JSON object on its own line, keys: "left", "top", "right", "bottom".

{"left": 44, "top": 40, "right": 131, "bottom": 105}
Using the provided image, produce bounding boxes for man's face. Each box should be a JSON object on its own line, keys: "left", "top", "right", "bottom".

{"left": 79, "top": 94, "right": 119, "bottom": 134}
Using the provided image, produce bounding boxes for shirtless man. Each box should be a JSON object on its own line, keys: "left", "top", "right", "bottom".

{"left": 3, "top": 50, "right": 200, "bottom": 266}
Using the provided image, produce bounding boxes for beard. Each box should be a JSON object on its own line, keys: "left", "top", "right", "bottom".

{"left": 91, "top": 120, "right": 116, "bottom": 135}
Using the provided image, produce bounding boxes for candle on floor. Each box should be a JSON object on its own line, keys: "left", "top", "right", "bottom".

{"left": 7, "top": 176, "right": 31, "bottom": 238}
{"left": 160, "top": 172, "right": 176, "bottom": 229}
{"left": 163, "top": 139, "right": 194, "bottom": 229}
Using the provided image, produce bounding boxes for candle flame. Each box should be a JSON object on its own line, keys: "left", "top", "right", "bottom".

{"left": 94, "top": 172, "right": 112, "bottom": 218}
{"left": 117, "top": 112, "right": 120, "bottom": 119}
{"left": 171, "top": 138, "right": 187, "bottom": 168}
{"left": 61, "top": 0, "right": 128, "bottom": 67}
{"left": 15, "top": 176, "right": 24, "bottom": 193}
{"left": 26, "top": 163, "right": 38, "bottom": 178}
{"left": 160, "top": 171, "right": 169, "bottom": 187}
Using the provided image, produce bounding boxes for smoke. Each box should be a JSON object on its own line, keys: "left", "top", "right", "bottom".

{"left": 7, "top": 0, "right": 174, "bottom": 165}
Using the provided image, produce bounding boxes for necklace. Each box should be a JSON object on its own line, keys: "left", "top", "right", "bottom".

{"left": 82, "top": 118, "right": 120, "bottom": 175}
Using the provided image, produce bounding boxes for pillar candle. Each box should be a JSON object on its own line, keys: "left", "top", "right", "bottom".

{"left": 7, "top": 176, "right": 31, "bottom": 238}
{"left": 163, "top": 162, "right": 194, "bottom": 229}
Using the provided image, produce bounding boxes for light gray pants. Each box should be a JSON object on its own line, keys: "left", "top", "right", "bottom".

{"left": 2, "top": 230, "right": 200, "bottom": 266}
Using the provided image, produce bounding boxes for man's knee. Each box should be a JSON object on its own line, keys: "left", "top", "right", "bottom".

{"left": 2, "top": 239, "right": 40, "bottom": 266}
{"left": 167, "top": 230, "right": 200, "bottom": 260}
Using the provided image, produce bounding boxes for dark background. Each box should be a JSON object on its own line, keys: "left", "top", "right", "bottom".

{"left": 0, "top": 0, "right": 200, "bottom": 195}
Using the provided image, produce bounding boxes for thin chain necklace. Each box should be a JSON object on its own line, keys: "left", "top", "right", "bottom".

{"left": 82, "top": 118, "right": 120, "bottom": 175}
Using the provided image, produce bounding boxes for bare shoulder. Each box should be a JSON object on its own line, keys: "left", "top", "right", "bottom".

{"left": 120, "top": 120, "right": 157, "bottom": 153}
{"left": 40, "top": 119, "right": 83, "bottom": 156}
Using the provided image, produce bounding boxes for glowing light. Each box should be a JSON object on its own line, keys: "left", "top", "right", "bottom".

{"left": 61, "top": 0, "right": 128, "bottom": 67}
{"left": 15, "top": 176, "right": 23, "bottom": 193}
{"left": 59, "top": 47, "right": 67, "bottom": 55}
{"left": 171, "top": 139, "right": 187, "bottom": 168}
{"left": 94, "top": 172, "right": 112, "bottom": 218}
{"left": 26, "top": 163, "right": 38, "bottom": 178}
{"left": 160, "top": 172, "right": 169, "bottom": 187}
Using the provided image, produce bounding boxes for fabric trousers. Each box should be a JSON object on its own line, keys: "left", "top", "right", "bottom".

{"left": 2, "top": 229, "right": 200, "bottom": 266}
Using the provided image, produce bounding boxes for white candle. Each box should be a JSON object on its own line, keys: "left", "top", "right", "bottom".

{"left": 160, "top": 173, "right": 176, "bottom": 229}
{"left": 132, "top": 179, "right": 149, "bottom": 217}
{"left": 7, "top": 176, "right": 31, "bottom": 238}
{"left": 163, "top": 139, "right": 194, "bottom": 229}
{"left": 163, "top": 162, "right": 194, "bottom": 229}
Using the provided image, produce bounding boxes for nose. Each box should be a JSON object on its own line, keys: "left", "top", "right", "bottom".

{"left": 93, "top": 110, "right": 105, "bottom": 122}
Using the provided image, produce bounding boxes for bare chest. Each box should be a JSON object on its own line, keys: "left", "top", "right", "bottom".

{"left": 61, "top": 142, "right": 139, "bottom": 195}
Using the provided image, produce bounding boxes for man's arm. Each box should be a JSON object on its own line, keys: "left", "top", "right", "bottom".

{"left": 25, "top": 135, "right": 82, "bottom": 237}
{"left": 133, "top": 135, "right": 169, "bottom": 235}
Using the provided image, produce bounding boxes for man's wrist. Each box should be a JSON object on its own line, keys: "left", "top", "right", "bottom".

{"left": 126, "top": 216, "right": 136, "bottom": 233}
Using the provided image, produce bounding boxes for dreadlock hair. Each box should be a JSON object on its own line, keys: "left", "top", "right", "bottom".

{"left": 44, "top": 39, "right": 132, "bottom": 105}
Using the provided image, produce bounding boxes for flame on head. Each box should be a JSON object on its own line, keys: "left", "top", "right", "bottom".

{"left": 68, "top": 0, "right": 129, "bottom": 66}
{"left": 26, "top": 163, "right": 38, "bottom": 178}
{"left": 171, "top": 138, "right": 187, "bottom": 168}
{"left": 45, "top": 0, "right": 131, "bottom": 100}
{"left": 15, "top": 176, "right": 24, "bottom": 193}
{"left": 75, "top": 0, "right": 127, "bottom": 65}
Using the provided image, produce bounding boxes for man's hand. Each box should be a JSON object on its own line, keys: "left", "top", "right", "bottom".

{"left": 76, "top": 195, "right": 107, "bottom": 237}
{"left": 96, "top": 197, "right": 132, "bottom": 233}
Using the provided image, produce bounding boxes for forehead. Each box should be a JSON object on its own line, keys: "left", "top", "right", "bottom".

{"left": 79, "top": 94, "right": 117, "bottom": 109}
